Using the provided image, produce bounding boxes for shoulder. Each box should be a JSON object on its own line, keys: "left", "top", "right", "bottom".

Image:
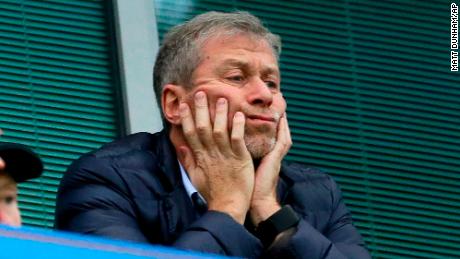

{"left": 280, "top": 161, "right": 342, "bottom": 212}
{"left": 70, "top": 132, "right": 161, "bottom": 175}
{"left": 280, "top": 161, "right": 334, "bottom": 186}
{"left": 55, "top": 132, "right": 167, "bottom": 230}
{"left": 61, "top": 132, "right": 168, "bottom": 197}
{"left": 92, "top": 132, "right": 159, "bottom": 160}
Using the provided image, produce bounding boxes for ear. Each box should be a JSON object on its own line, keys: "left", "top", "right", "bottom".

{"left": 162, "top": 84, "right": 187, "bottom": 125}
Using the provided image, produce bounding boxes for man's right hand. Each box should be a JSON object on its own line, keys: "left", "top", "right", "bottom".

{"left": 178, "top": 91, "right": 254, "bottom": 224}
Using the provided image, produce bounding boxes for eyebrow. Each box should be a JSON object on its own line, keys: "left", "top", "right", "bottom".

{"left": 0, "top": 180, "right": 14, "bottom": 189}
{"left": 218, "top": 58, "right": 279, "bottom": 77}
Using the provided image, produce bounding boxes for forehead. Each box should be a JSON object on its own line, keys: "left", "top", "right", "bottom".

{"left": 0, "top": 172, "right": 16, "bottom": 190}
{"left": 199, "top": 33, "right": 278, "bottom": 66}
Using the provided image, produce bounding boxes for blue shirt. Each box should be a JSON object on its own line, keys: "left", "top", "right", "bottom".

{"left": 178, "top": 161, "right": 206, "bottom": 204}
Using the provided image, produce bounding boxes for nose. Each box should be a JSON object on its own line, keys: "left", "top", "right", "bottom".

{"left": 246, "top": 78, "right": 273, "bottom": 107}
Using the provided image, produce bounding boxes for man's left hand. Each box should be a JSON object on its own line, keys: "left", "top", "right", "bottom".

{"left": 249, "top": 114, "right": 292, "bottom": 225}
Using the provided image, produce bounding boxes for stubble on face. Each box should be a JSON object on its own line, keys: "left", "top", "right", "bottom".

{"left": 243, "top": 111, "right": 281, "bottom": 159}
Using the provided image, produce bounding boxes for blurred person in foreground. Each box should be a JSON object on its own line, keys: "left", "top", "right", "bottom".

{"left": 0, "top": 139, "right": 43, "bottom": 226}
{"left": 55, "top": 11, "right": 370, "bottom": 258}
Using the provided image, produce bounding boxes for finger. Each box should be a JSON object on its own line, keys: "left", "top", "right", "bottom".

{"left": 180, "top": 102, "right": 203, "bottom": 150}
{"left": 272, "top": 114, "right": 292, "bottom": 156}
{"left": 283, "top": 113, "right": 292, "bottom": 148}
{"left": 231, "top": 112, "right": 249, "bottom": 157}
{"left": 0, "top": 157, "right": 5, "bottom": 170}
{"left": 194, "top": 91, "right": 214, "bottom": 148}
{"left": 213, "top": 98, "right": 231, "bottom": 154}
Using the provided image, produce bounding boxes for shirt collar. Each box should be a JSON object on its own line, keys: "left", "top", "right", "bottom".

{"left": 178, "top": 161, "right": 206, "bottom": 203}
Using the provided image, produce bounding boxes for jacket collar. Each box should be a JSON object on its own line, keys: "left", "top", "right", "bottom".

{"left": 151, "top": 129, "right": 182, "bottom": 193}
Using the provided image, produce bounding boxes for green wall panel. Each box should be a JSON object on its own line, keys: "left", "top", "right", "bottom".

{"left": 0, "top": 0, "right": 121, "bottom": 227}
{"left": 154, "top": 0, "right": 460, "bottom": 258}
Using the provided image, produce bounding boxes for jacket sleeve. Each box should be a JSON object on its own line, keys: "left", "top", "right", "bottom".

{"left": 56, "top": 155, "right": 263, "bottom": 257}
{"left": 55, "top": 155, "right": 149, "bottom": 243}
{"left": 173, "top": 211, "right": 263, "bottom": 258}
{"left": 265, "top": 176, "right": 371, "bottom": 259}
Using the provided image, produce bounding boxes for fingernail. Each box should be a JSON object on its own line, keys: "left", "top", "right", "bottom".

{"left": 195, "top": 91, "right": 205, "bottom": 101}
{"left": 235, "top": 112, "right": 244, "bottom": 119}
{"left": 217, "top": 98, "right": 226, "bottom": 105}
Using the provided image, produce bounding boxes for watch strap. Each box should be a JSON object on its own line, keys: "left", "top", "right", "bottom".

{"left": 255, "top": 205, "right": 300, "bottom": 247}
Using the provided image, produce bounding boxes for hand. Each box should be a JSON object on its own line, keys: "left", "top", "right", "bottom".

{"left": 0, "top": 157, "right": 4, "bottom": 171}
{"left": 178, "top": 91, "right": 255, "bottom": 224}
{"left": 250, "top": 114, "right": 292, "bottom": 225}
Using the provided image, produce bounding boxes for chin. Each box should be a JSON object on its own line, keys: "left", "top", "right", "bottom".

{"left": 245, "top": 135, "right": 276, "bottom": 159}
{"left": 244, "top": 123, "right": 278, "bottom": 159}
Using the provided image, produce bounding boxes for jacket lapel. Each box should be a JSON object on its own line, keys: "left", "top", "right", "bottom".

{"left": 150, "top": 130, "right": 198, "bottom": 243}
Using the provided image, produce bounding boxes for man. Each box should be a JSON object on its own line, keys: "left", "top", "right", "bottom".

{"left": 0, "top": 142, "right": 43, "bottom": 226}
{"left": 55, "top": 11, "right": 370, "bottom": 258}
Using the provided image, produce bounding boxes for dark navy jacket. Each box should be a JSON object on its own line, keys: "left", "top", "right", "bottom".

{"left": 55, "top": 130, "right": 370, "bottom": 258}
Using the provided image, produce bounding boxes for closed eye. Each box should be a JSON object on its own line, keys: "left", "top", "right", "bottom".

{"left": 0, "top": 195, "right": 16, "bottom": 205}
{"left": 4, "top": 196, "right": 14, "bottom": 204}
{"left": 265, "top": 80, "right": 278, "bottom": 89}
{"left": 227, "top": 75, "right": 245, "bottom": 82}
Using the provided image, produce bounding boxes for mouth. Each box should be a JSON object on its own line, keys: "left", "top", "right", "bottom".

{"left": 246, "top": 114, "right": 276, "bottom": 123}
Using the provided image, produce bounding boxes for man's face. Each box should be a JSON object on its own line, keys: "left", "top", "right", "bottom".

{"left": 186, "top": 33, "right": 286, "bottom": 159}
{"left": 0, "top": 165, "right": 21, "bottom": 227}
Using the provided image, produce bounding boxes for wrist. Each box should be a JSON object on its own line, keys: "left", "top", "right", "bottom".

{"left": 208, "top": 200, "right": 249, "bottom": 224}
{"left": 254, "top": 205, "right": 300, "bottom": 247}
{"left": 250, "top": 199, "right": 281, "bottom": 226}
{"left": 211, "top": 209, "right": 246, "bottom": 224}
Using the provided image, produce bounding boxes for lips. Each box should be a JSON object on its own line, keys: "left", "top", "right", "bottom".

{"left": 246, "top": 114, "right": 276, "bottom": 122}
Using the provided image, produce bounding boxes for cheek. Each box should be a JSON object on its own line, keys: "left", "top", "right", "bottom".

{"left": 274, "top": 95, "right": 287, "bottom": 113}
{"left": 10, "top": 203, "right": 21, "bottom": 224}
{"left": 5, "top": 201, "right": 19, "bottom": 213}
{"left": 8, "top": 208, "right": 20, "bottom": 220}
{"left": 0, "top": 203, "right": 21, "bottom": 226}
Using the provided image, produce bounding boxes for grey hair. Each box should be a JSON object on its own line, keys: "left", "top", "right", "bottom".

{"left": 153, "top": 11, "right": 281, "bottom": 127}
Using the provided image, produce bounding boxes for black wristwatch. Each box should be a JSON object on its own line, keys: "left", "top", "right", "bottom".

{"left": 255, "top": 205, "right": 300, "bottom": 247}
